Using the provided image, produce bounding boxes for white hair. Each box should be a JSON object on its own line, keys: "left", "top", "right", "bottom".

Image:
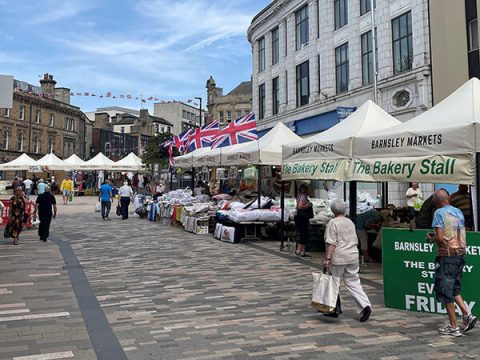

{"left": 330, "top": 200, "right": 346, "bottom": 215}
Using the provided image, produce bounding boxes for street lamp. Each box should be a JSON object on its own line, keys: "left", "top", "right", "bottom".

{"left": 195, "top": 96, "right": 202, "bottom": 127}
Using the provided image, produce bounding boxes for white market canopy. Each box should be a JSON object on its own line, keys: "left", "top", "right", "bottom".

{"left": 0, "top": 153, "right": 40, "bottom": 171}
{"left": 64, "top": 154, "right": 87, "bottom": 168}
{"left": 352, "top": 78, "right": 480, "bottom": 184}
{"left": 282, "top": 100, "right": 401, "bottom": 180}
{"left": 112, "top": 152, "right": 145, "bottom": 171}
{"left": 222, "top": 122, "right": 302, "bottom": 166}
{"left": 79, "top": 152, "right": 116, "bottom": 170}
{"left": 36, "top": 153, "right": 71, "bottom": 171}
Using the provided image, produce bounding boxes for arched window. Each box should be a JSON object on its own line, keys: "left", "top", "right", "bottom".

{"left": 33, "top": 134, "right": 40, "bottom": 154}
{"left": 2, "top": 129, "right": 9, "bottom": 150}
{"left": 48, "top": 136, "right": 54, "bottom": 153}
{"left": 17, "top": 131, "right": 24, "bottom": 152}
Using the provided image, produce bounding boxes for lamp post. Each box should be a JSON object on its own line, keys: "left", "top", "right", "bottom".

{"left": 195, "top": 96, "right": 202, "bottom": 127}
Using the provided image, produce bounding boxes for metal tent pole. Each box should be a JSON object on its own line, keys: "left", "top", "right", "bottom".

{"left": 349, "top": 181, "right": 357, "bottom": 222}
{"left": 257, "top": 165, "right": 262, "bottom": 209}
{"left": 476, "top": 153, "right": 480, "bottom": 230}
{"left": 280, "top": 180, "right": 285, "bottom": 251}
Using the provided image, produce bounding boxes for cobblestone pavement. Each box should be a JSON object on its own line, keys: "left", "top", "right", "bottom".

{"left": 1, "top": 196, "right": 479, "bottom": 359}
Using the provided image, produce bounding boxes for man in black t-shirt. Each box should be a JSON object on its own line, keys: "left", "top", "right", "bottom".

{"left": 33, "top": 186, "right": 57, "bottom": 242}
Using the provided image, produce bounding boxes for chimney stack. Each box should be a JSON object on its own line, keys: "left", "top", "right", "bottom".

{"left": 39, "top": 73, "right": 56, "bottom": 96}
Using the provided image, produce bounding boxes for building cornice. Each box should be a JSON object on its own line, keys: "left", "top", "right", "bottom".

{"left": 248, "top": 0, "right": 291, "bottom": 42}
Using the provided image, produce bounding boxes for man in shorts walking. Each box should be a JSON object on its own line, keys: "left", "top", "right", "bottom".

{"left": 427, "top": 189, "right": 477, "bottom": 337}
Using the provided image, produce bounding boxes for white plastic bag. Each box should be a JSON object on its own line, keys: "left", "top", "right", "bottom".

{"left": 311, "top": 271, "right": 340, "bottom": 313}
{"left": 95, "top": 202, "right": 101, "bottom": 212}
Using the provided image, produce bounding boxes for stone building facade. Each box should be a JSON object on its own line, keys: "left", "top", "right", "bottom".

{"left": 0, "top": 74, "right": 87, "bottom": 164}
{"left": 206, "top": 77, "right": 252, "bottom": 125}
{"left": 248, "top": 0, "right": 432, "bottom": 134}
{"left": 154, "top": 102, "right": 203, "bottom": 135}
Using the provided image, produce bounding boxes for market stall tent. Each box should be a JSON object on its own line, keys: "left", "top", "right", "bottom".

{"left": 36, "top": 153, "right": 71, "bottom": 171}
{"left": 112, "top": 152, "right": 145, "bottom": 171}
{"left": 282, "top": 100, "right": 401, "bottom": 181}
{"left": 352, "top": 78, "right": 480, "bottom": 184}
{"left": 79, "top": 152, "right": 115, "bottom": 170}
{"left": 64, "top": 154, "right": 87, "bottom": 168}
{"left": 0, "top": 153, "right": 40, "bottom": 171}
{"left": 222, "top": 122, "right": 302, "bottom": 166}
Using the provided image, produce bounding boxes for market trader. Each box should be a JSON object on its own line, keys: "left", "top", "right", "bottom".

{"left": 406, "top": 182, "right": 423, "bottom": 221}
{"left": 99, "top": 179, "right": 113, "bottom": 220}
{"left": 427, "top": 189, "right": 476, "bottom": 337}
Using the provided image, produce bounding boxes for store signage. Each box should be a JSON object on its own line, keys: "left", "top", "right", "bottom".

{"left": 336, "top": 107, "right": 356, "bottom": 120}
{"left": 281, "top": 159, "right": 347, "bottom": 181}
{"left": 349, "top": 154, "right": 475, "bottom": 184}
{"left": 383, "top": 228, "right": 480, "bottom": 316}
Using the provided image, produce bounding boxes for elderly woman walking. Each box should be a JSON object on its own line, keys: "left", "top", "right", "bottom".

{"left": 6, "top": 186, "right": 27, "bottom": 245}
{"left": 322, "top": 200, "right": 372, "bottom": 321}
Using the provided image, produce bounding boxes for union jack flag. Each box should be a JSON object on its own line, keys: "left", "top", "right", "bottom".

{"left": 210, "top": 113, "right": 257, "bottom": 149}
{"left": 185, "top": 120, "right": 220, "bottom": 152}
{"left": 173, "top": 129, "right": 193, "bottom": 154}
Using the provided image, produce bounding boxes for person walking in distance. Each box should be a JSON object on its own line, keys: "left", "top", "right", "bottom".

{"left": 60, "top": 175, "right": 73, "bottom": 205}
{"left": 323, "top": 200, "right": 372, "bottom": 321}
{"left": 294, "top": 183, "right": 314, "bottom": 258}
{"left": 99, "top": 179, "right": 113, "bottom": 220}
{"left": 33, "top": 186, "right": 57, "bottom": 242}
{"left": 118, "top": 181, "right": 133, "bottom": 220}
{"left": 23, "top": 177, "right": 33, "bottom": 199}
{"left": 427, "top": 189, "right": 477, "bottom": 337}
{"left": 6, "top": 187, "right": 27, "bottom": 245}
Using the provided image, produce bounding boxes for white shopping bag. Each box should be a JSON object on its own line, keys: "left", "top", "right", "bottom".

{"left": 311, "top": 271, "right": 340, "bottom": 313}
{"left": 94, "top": 202, "right": 101, "bottom": 212}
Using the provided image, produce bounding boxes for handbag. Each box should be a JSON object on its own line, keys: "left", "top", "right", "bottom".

{"left": 116, "top": 204, "right": 122, "bottom": 216}
{"left": 3, "top": 223, "right": 12, "bottom": 238}
{"left": 311, "top": 270, "right": 341, "bottom": 314}
{"left": 296, "top": 195, "right": 314, "bottom": 219}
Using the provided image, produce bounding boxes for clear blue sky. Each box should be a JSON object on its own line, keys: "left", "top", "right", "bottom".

{"left": 0, "top": 0, "right": 270, "bottom": 112}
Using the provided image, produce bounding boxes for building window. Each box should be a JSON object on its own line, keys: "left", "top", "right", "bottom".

{"left": 236, "top": 110, "right": 242, "bottom": 118}
{"left": 4, "top": 108, "right": 10, "bottom": 118}
{"left": 468, "top": 18, "right": 479, "bottom": 51}
{"left": 334, "top": 0, "right": 348, "bottom": 30}
{"left": 121, "top": 126, "right": 125, "bottom": 134}
{"left": 227, "top": 111, "right": 232, "bottom": 122}
{"left": 17, "top": 131, "right": 24, "bottom": 152}
{"left": 360, "top": 0, "right": 375, "bottom": 16}
{"left": 361, "top": 30, "right": 376, "bottom": 85}
{"left": 258, "top": 37, "right": 265, "bottom": 72}
{"left": 393, "top": 90, "right": 411, "bottom": 107}
{"left": 2, "top": 129, "right": 9, "bottom": 150}
{"left": 19, "top": 105, "right": 25, "bottom": 120}
{"left": 219, "top": 111, "right": 224, "bottom": 122}
{"left": 272, "top": 27, "right": 280, "bottom": 65}
{"left": 335, "top": 43, "right": 349, "bottom": 94}
{"left": 33, "top": 134, "right": 40, "bottom": 154}
{"left": 167, "top": 126, "right": 171, "bottom": 133}
{"left": 258, "top": 83, "right": 266, "bottom": 120}
{"left": 35, "top": 109, "right": 41, "bottom": 123}
{"left": 392, "top": 11, "right": 413, "bottom": 74}
{"left": 48, "top": 136, "right": 54, "bottom": 153}
{"left": 296, "top": 61, "right": 310, "bottom": 106}
{"left": 272, "top": 77, "right": 280, "bottom": 115}
{"left": 295, "top": 5, "right": 309, "bottom": 50}
{"left": 50, "top": 113, "right": 55, "bottom": 126}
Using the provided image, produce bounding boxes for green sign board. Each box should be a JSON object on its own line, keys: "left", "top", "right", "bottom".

{"left": 383, "top": 228, "right": 480, "bottom": 316}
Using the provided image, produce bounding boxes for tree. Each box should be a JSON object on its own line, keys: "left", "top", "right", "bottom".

{"left": 141, "top": 133, "right": 178, "bottom": 170}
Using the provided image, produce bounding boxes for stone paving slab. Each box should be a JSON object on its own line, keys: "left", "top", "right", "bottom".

{"left": 2, "top": 196, "right": 480, "bottom": 359}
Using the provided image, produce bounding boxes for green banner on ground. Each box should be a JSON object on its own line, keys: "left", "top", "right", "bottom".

{"left": 382, "top": 228, "right": 480, "bottom": 316}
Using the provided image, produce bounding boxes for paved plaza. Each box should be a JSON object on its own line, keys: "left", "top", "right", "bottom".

{"left": 0, "top": 196, "right": 479, "bottom": 360}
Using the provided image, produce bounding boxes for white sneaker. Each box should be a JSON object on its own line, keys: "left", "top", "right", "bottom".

{"left": 463, "top": 314, "right": 477, "bottom": 333}
{"left": 438, "top": 324, "right": 462, "bottom": 337}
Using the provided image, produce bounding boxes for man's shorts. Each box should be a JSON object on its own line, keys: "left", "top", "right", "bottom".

{"left": 434, "top": 255, "right": 465, "bottom": 304}
{"left": 63, "top": 190, "right": 71, "bottom": 197}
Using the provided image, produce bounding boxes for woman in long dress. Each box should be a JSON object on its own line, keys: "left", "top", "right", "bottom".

{"left": 7, "top": 186, "right": 26, "bottom": 245}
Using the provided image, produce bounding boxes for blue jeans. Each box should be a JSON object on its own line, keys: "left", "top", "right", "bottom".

{"left": 101, "top": 201, "right": 111, "bottom": 219}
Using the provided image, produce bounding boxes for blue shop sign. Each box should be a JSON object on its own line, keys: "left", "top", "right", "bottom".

{"left": 337, "top": 106, "right": 356, "bottom": 120}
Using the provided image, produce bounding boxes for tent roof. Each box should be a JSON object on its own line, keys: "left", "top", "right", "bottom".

{"left": 226, "top": 122, "right": 302, "bottom": 165}
{"left": 354, "top": 78, "right": 480, "bottom": 157}
{"left": 79, "top": 152, "right": 115, "bottom": 170}
{"left": 64, "top": 154, "right": 86, "bottom": 166}
{"left": 0, "top": 153, "right": 39, "bottom": 170}
{"left": 283, "top": 100, "right": 402, "bottom": 162}
{"left": 293, "top": 100, "right": 401, "bottom": 145}
{"left": 112, "top": 152, "right": 145, "bottom": 170}
{"left": 36, "top": 153, "right": 70, "bottom": 170}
